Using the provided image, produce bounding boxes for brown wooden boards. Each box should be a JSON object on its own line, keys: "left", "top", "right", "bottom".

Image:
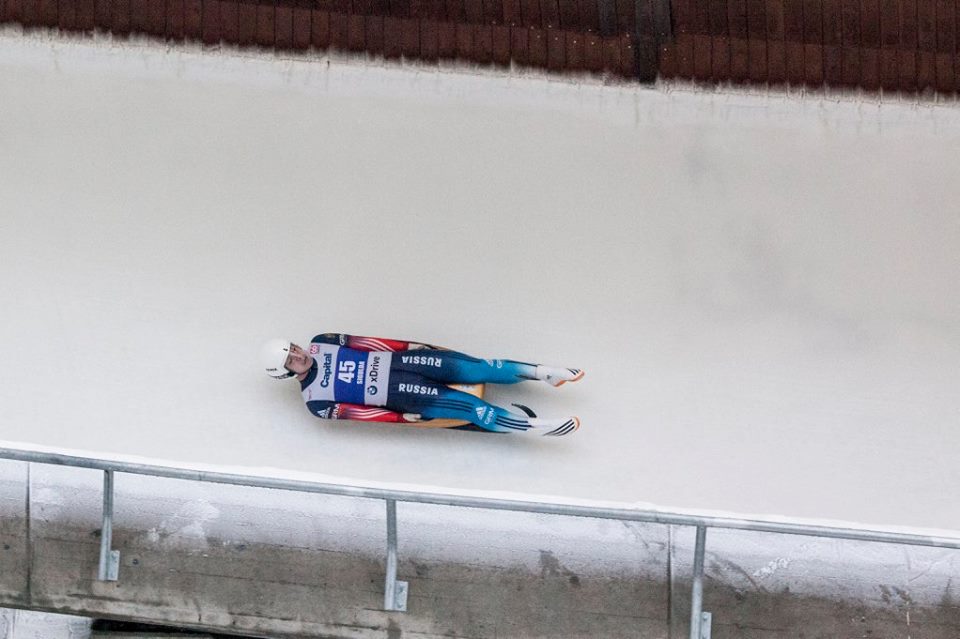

{"left": 4, "top": 0, "right": 958, "bottom": 92}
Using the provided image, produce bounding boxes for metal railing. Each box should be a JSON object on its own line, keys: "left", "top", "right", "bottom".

{"left": 2, "top": 446, "right": 960, "bottom": 638}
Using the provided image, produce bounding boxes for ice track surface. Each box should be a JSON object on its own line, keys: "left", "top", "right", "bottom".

{"left": 1, "top": 32, "right": 959, "bottom": 534}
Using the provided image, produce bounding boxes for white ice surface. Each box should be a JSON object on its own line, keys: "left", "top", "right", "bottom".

{"left": 1, "top": 32, "right": 959, "bottom": 534}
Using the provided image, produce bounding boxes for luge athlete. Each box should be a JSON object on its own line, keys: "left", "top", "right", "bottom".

{"left": 261, "top": 333, "right": 583, "bottom": 436}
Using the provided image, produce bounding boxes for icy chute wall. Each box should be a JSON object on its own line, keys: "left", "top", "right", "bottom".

{"left": 0, "top": 32, "right": 959, "bottom": 534}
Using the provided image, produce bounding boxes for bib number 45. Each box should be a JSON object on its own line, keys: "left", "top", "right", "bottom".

{"left": 338, "top": 360, "right": 357, "bottom": 384}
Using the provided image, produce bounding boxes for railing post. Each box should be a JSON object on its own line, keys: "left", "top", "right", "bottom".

{"left": 689, "top": 525, "right": 711, "bottom": 639}
{"left": 383, "top": 499, "right": 408, "bottom": 612}
{"left": 97, "top": 470, "right": 120, "bottom": 581}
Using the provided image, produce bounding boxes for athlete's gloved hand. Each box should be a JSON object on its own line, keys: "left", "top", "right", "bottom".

{"left": 402, "top": 413, "right": 422, "bottom": 422}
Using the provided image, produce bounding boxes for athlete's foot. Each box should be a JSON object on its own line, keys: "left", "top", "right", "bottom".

{"left": 535, "top": 366, "right": 585, "bottom": 387}
{"left": 526, "top": 417, "right": 580, "bottom": 436}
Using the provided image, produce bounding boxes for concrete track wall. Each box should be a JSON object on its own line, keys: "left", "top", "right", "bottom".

{"left": 2, "top": 460, "right": 959, "bottom": 639}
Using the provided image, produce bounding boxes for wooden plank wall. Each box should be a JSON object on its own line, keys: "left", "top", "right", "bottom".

{"left": 663, "top": 0, "right": 958, "bottom": 92}
{"left": 0, "top": 0, "right": 645, "bottom": 78}
{"left": 2, "top": 0, "right": 958, "bottom": 93}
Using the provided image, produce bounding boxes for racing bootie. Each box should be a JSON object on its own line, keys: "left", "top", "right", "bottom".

{"left": 535, "top": 366, "right": 584, "bottom": 387}
{"left": 526, "top": 417, "right": 581, "bottom": 436}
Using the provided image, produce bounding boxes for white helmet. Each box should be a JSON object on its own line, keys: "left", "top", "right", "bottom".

{"left": 261, "top": 338, "right": 295, "bottom": 379}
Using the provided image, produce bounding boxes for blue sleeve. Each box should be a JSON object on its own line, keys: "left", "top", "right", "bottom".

{"left": 306, "top": 400, "right": 338, "bottom": 419}
{"left": 312, "top": 333, "right": 347, "bottom": 345}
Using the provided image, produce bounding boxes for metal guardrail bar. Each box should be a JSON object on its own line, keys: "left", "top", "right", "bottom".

{"left": 383, "top": 499, "right": 408, "bottom": 611}
{"left": 4, "top": 445, "right": 960, "bottom": 636}
{"left": 689, "top": 526, "right": 706, "bottom": 639}
{"left": 384, "top": 499, "right": 398, "bottom": 609}
{"left": 3, "top": 447, "right": 959, "bottom": 550}
{"left": 97, "top": 470, "right": 120, "bottom": 581}
{"left": 97, "top": 470, "right": 113, "bottom": 581}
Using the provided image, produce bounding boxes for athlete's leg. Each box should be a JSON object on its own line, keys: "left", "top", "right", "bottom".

{"left": 385, "top": 372, "right": 579, "bottom": 435}
{"left": 391, "top": 350, "right": 583, "bottom": 386}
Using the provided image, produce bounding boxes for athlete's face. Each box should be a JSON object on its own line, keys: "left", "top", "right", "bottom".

{"left": 284, "top": 343, "right": 313, "bottom": 375}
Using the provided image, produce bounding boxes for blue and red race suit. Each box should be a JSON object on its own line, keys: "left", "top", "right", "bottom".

{"left": 300, "top": 333, "right": 539, "bottom": 433}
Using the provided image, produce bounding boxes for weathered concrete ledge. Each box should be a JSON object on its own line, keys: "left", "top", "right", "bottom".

{"left": 1, "top": 460, "right": 958, "bottom": 638}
